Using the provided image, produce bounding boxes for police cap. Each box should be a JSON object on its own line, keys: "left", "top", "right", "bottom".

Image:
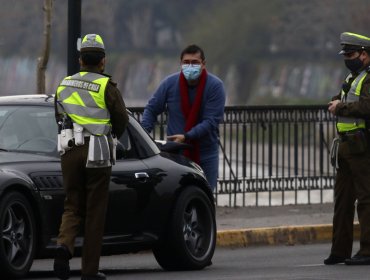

{"left": 339, "top": 32, "right": 370, "bottom": 55}
{"left": 80, "top": 34, "right": 105, "bottom": 54}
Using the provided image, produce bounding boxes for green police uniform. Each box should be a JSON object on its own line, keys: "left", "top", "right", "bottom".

{"left": 326, "top": 32, "right": 370, "bottom": 265}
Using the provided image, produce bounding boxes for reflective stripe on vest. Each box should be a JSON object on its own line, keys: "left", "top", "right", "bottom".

{"left": 336, "top": 70, "right": 368, "bottom": 132}
{"left": 56, "top": 72, "right": 111, "bottom": 135}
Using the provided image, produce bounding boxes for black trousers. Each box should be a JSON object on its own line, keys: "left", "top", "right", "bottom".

{"left": 331, "top": 139, "right": 370, "bottom": 257}
{"left": 57, "top": 143, "right": 111, "bottom": 275}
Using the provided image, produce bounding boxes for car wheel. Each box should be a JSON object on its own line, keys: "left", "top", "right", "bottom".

{"left": 0, "top": 192, "right": 36, "bottom": 278}
{"left": 153, "top": 186, "right": 216, "bottom": 270}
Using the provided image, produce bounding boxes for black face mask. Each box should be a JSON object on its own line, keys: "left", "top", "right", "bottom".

{"left": 344, "top": 56, "right": 363, "bottom": 73}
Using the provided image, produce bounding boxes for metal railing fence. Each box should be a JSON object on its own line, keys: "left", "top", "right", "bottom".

{"left": 130, "top": 105, "right": 337, "bottom": 207}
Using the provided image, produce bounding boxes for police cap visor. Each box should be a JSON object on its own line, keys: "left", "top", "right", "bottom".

{"left": 338, "top": 45, "right": 364, "bottom": 55}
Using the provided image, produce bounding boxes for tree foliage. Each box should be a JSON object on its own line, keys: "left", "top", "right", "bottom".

{"left": 1, "top": 0, "right": 370, "bottom": 104}
{"left": 1, "top": 0, "right": 370, "bottom": 61}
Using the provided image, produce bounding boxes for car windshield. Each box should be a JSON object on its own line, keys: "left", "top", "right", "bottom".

{"left": 0, "top": 105, "right": 58, "bottom": 155}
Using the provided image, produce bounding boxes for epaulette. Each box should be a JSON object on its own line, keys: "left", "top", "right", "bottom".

{"left": 108, "top": 79, "right": 117, "bottom": 86}
{"left": 101, "top": 72, "right": 116, "bottom": 86}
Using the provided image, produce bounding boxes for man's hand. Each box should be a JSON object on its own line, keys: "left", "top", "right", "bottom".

{"left": 328, "top": 100, "right": 341, "bottom": 115}
{"left": 167, "top": 134, "right": 185, "bottom": 143}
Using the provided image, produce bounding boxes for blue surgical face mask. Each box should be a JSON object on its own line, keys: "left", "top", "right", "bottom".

{"left": 181, "top": 64, "right": 202, "bottom": 80}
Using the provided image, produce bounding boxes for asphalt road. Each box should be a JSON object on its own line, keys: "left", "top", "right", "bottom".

{"left": 28, "top": 242, "right": 366, "bottom": 280}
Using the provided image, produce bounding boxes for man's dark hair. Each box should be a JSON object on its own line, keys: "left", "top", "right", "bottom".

{"left": 180, "top": 44, "right": 205, "bottom": 61}
{"left": 80, "top": 51, "right": 105, "bottom": 66}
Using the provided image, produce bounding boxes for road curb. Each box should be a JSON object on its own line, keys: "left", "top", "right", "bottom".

{"left": 216, "top": 223, "right": 360, "bottom": 247}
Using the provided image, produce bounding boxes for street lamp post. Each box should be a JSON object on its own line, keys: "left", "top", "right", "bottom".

{"left": 67, "top": 0, "right": 81, "bottom": 75}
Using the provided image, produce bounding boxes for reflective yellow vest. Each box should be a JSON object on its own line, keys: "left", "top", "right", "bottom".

{"left": 336, "top": 70, "right": 368, "bottom": 133}
{"left": 56, "top": 72, "right": 111, "bottom": 135}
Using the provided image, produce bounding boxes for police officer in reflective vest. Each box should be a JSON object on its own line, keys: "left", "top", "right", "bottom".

{"left": 325, "top": 32, "right": 370, "bottom": 265}
{"left": 53, "top": 34, "right": 129, "bottom": 280}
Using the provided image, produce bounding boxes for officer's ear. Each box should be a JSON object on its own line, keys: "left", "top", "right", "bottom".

{"left": 360, "top": 50, "right": 369, "bottom": 58}
{"left": 98, "top": 57, "right": 106, "bottom": 72}
{"left": 359, "top": 50, "right": 370, "bottom": 63}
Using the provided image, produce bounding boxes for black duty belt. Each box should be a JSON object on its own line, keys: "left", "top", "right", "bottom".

{"left": 338, "top": 129, "right": 368, "bottom": 141}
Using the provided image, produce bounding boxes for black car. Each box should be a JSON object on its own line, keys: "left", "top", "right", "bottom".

{"left": 0, "top": 95, "right": 216, "bottom": 279}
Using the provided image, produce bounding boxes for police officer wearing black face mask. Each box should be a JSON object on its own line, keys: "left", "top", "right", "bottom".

{"left": 325, "top": 32, "right": 370, "bottom": 265}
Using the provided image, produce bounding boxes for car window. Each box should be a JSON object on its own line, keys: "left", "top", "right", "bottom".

{"left": 0, "top": 106, "right": 160, "bottom": 159}
{"left": 116, "top": 116, "right": 160, "bottom": 160}
{"left": 117, "top": 127, "right": 137, "bottom": 159}
{"left": 0, "top": 106, "right": 57, "bottom": 154}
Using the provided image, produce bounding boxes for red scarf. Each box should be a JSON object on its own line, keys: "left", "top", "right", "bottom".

{"left": 179, "top": 69, "right": 207, "bottom": 163}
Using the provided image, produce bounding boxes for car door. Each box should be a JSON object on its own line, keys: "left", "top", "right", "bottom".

{"left": 104, "top": 119, "right": 158, "bottom": 235}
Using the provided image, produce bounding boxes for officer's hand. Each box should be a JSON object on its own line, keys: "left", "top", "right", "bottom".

{"left": 328, "top": 100, "right": 340, "bottom": 115}
{"left": 167, "top": 134, "right": 185, "bottom": 143}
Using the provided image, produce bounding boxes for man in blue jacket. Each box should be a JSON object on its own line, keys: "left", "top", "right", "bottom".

{"left": 141, "top": 44, "right": 226, "bottom": 192}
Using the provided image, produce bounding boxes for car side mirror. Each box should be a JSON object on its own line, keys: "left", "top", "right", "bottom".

{"left": 155, "top": 140, "right": 192, "bottom": 155}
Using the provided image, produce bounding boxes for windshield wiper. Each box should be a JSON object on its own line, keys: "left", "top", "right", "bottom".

{"left": 0, "top": 148, "right": 8, "bottom": 152}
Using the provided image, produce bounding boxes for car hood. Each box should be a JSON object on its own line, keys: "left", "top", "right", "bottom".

{"left": 0, "top": 151, "right": 59, "bottom": 165}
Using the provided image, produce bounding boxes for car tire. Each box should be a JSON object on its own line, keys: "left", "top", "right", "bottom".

{"left": 153, "top": 186, "right": 216, "bottom": 270}
{"left": 0, "top": 192, "right": 36, "bottom": 278}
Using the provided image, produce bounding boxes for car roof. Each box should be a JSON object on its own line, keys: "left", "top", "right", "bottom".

{"left": 0, "top": 94, "right": 134, "bottom": 115}
{"left": 0, "top": 94, "right": 54, "bottom": 106}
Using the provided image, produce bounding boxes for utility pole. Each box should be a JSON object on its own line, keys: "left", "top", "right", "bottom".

{"left": 67, "top": 0, "right": 81, "bottom": 75}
